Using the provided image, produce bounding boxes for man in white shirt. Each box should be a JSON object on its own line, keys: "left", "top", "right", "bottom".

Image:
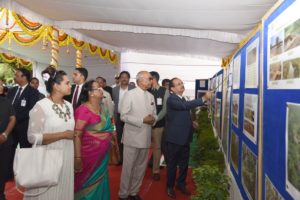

{"left": 118, "top": 71, "right": 157, "bottom": 200}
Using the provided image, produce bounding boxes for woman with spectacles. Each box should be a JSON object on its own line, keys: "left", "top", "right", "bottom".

{"left": 74, "top": 80, "right": 114, "bottom": 200}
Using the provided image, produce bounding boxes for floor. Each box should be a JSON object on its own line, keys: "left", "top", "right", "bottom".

{"left": 5, "top": 165, "right": 196, "bottom": 200}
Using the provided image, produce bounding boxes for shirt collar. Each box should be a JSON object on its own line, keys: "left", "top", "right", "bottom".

{"left": 19, "top": 83, "right": 28, "bottom": 90}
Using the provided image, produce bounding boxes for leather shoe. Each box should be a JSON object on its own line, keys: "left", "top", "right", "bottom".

{"left": 167, "top": 187, "right": 176, "bottom": 199}
{"left": 128, "top": 195, "right": 142, "bottom": 200}
{"left": 119, "top": 197, "right": 128, "bottom": 200}
{"left": 176, "top": 185, "right": 191, "bottom": 196}
{"left": 152, "top": 173, "right": 160, "bottom": 181}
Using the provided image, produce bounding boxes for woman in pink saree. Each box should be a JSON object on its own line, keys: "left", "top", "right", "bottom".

{"left": 74, "top": 80, "right": 113, "bottom": 200}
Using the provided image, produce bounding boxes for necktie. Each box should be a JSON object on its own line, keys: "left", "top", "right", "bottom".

{"left": 72, "top": 85, "right": 79, "bottom": 109}
{"left": 182, "top": 97, "right": 186, "bottom": 102}
{"left": 13, "top": 87, "right": 22, "bottom": 105}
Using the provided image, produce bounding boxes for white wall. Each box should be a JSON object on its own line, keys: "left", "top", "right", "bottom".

{"left": 121, "top": 52, "right": 222, "bottom": 99}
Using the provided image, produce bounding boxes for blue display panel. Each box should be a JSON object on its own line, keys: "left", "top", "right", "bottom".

{"left": 262, "top": 0, "right": 300, "bottom": 199}
{"left": 195, "top": 79, "right": 209, "bottom": 99}
{"left": 227, "top": 31, "right": 261, "bottom": 200}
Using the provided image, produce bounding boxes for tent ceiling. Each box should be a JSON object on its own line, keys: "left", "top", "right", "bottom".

{"left": 6, "top": 0, "right": 277, "bottom": 59}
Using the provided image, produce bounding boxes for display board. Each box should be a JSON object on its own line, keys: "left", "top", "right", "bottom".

{"left": 262, "top": 0, "right": 300, "bottom": 199}
{"left": 209, "top": 70, "right": 223, "bottom": 137}
{"left": 226, "top": 31, "right": 261, "bottom": 200}
{"left": 195, "top": 79, "right": 209, "bottom": 99}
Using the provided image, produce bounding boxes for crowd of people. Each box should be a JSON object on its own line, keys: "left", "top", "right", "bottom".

{"left": 0, "top": 65, "right": 211, "bottom": 200}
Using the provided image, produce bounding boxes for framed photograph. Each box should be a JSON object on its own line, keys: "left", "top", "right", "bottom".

{"left": 245, "top": 38, "right": 259, "bottom": 88}
{"left": 286, "top": 103, "right": 300, "bottom": 199}
{"left": 242, "top": 143, "right": 257, "bottom": 200}
{"left": 230, "top": 130, "right": 239, "bottom": 173}
{"left": 233, "top": 55, "right": 241, "bottom": 89}
{"left": 267, "top": 0, "right": 300, "bottom": 89}
{"left": 243, "top": 94, "right": 258, "bottom": 143}
{"left": 232, "top": 94, "right": 239, "bottom": 128}
{"left": 265, "top": 175, "right": 283, "bottom": 200}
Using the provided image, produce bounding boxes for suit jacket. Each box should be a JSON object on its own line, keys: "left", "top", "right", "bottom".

{"left": 112, "top": 84, "right": 135, "bottom": 116}
{"left": 120, "top": 87, "right": 157, "bottom": 148}
{"left": 7, "top": 85, "right": 39, "bottom": 122}
{"left": 166, "top": 93, "right": 204, "bottom": 145}
{"left": 64, "top": 84, "right": 84, "bottom": 109}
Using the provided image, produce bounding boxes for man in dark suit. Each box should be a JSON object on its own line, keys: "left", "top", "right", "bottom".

{"left": 64, "top": 67, "right": 88, "bottom": 110}
{"left": 7, "top": 68, "right": 39, "bottom": 179}
{"left": 112, "top": 71, "right": 135, "bottom": 164}
{"left": 7, "top": 68, "right": 39, "bottom": 148}
{"left": 166, "top": 77, "right": 211, "bottom": 199}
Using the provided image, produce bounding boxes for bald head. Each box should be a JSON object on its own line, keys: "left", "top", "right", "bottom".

{"left": 136, "top": 71, "right": 152, "bottom": 90}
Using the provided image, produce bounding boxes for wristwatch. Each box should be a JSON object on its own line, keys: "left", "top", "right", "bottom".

{"left": 1, "top": 132, "right": 7, "bottom": 140}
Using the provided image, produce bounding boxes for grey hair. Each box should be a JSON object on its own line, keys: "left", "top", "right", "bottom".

{"left": 136, "top": 71, "right": 148, "bottom": 83}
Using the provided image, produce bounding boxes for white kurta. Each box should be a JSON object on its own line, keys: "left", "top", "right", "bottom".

{"left": 25, "top": 98, "right": 74, "bottom": 200}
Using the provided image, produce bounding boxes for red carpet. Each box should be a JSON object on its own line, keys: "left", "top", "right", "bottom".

{"left": 5, "top": 166, "right": 195, "bottom": 200}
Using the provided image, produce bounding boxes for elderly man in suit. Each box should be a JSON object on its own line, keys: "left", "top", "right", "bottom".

{"left": 112, "top": 71, "right": 135, "bottom": 164}
{"left": 118, "top": 71, "right": 157, "bottom": 200}
{"left": 64, "top": 67, "right": 88, "bottom": 110}
{"left": 166, "top": 77, "right": 211, "bottom": 199}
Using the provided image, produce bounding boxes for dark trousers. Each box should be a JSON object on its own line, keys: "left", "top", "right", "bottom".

{"left": 161, "top": 128, "right": 168, "bottom": 164}
{"left": 116, "top": 114, "right": 125, "bottom": 163}
{"left": 166, "top": 142, "right": 190, "bottom": 188}
{"left": 0, "top": 144, "right": 12, "bottom": 200}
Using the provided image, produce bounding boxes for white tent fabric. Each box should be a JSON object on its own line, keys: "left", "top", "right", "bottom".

{"left": 1, "top": 0, "right": 277, "bottom": 59}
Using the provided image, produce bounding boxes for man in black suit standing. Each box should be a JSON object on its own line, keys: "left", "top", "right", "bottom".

{"left": 7, "top": 68, "right": 39, "bottom": 148}
{"left": 112, "top": 71, "right": 135, "bottom": 164}
{"left": 7, "top": 68, "right": 39, "bottom": 179}
{"left": 64, "top": 67, "right": 88, "bottom": 110}
{"left": 166, "top": 77, "right": 211, "bottom": 199}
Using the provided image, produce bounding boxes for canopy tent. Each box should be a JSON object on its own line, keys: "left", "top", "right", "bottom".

{"left": 0, "top": 0, "right": 277, "bottom": 87}
{"left": 1, "top": 0, "right": 277, "bottom": 59}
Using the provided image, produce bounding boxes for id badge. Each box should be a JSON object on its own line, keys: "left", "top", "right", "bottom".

{"left": 21, "top": 99, "right": 27, "bottom": 107}
{"left": 157, "top": 98, "right": 162, "bottom": 105}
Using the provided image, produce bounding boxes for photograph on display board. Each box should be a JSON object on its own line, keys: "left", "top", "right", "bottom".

{"left": 233, "top": 55, "right": 241, "bottom": 89}
{"left": 228, "top": 62, "right": 233, "bottom": 87}
{"left": 218, "top": 74, "right": 223, "bottom": 92}
{"left": 270, "top": 31, "right": 284, "bottom": 58}
{"left": 269, "top": 62, "right": 282, "bottom": 81}
{"left": 230, "top": 130, "right": 239, "bottom": 173}
{"left": 232, "top": 94, "right": 239, "bottom": 128}
{"left": 286, "top": 103, "right": 300, "bottom": 199}
{"left": 282, "top": 58, "right": 300, "bottom": 80}
{"left": 214, "top": 99, "right": 222, "bottom": 138}
{"left": 199, "top": 80, "right": 206, "bottom": 88}
{"left": 246, "top": 38, "right": 259, "bottom": 88}
{"left": 197, "top": 90, "right": 207, "bottom": 99}
{"left": 222, "top": 87, "right": 231, "bottom": 156}
{"left": 265, "top": 175, "right": 283, "bottom": 200}
{"left": 243, "top": 94, "right": 258, "bottom": 143}
{"left": 242, "top": 143, "right": 257, "bottom": 200}
{"left": 268, "top": 0, "right": 300, "bottom": 89}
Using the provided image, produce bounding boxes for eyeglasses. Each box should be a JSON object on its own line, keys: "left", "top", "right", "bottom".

{"left": 91, "top": 88, "right": 102, "bottom": 91}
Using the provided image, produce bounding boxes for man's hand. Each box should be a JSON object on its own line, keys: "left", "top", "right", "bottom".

{"left": 0, "top": 134, "right": 7, "bottom": 144}
{"left": 143, "top": 115, "right": 155, "bottom": 125}
{"left": 203, "top": 91, "right": 213, "bottom": 102}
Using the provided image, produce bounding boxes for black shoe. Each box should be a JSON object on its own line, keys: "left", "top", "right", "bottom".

{"left": 167, "top": 187, "right": 176, "bottom": 199}
{"left": 175, "top": 185, "right": 191, "bottom": 196}
{"left": 119, "top": 197, "right": 128, "bottom": 200}
{"left": 152, "top": 173, "right": 160, "bottom": 181}
{"left": 128, "top": 195, "right": 142, "bottom": 200}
